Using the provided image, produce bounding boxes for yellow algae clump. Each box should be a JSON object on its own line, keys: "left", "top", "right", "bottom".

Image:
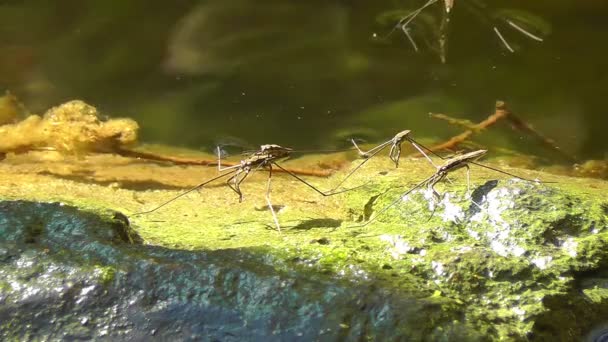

{"left": 0, "top": 91, "right": 25, "bottom": 125}
{"left": 0, "top": 100, "right": 139, "bottom": 154}
{"left": 574, "top": 160, "right": 608, "bottom": 179}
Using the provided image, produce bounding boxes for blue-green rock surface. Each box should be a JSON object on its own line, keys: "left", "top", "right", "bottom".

{"left": 0, "top": 201, "right": 473, "bottom": 341}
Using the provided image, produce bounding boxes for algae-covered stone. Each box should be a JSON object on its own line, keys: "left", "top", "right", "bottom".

{"left": 345, "top": 171, "right": 608, "bottom": 340}
{"left": 2, "top": 136, "right": 608, "bottom": 340}
{"left": 0, "top": 201, "right": 472, "bottom": 341}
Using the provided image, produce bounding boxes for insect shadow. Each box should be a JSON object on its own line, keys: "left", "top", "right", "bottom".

{"left": 291, "top": 218, "right": 343, "bottom": 231}
{"left": 134, "top": 144, "right": 363, "bottom": 232}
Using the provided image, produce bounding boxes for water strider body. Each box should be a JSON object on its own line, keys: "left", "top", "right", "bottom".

{"left": 353, "top": 130, "right": 438, "bottom": 169}
{"left": 353, "top": 149, "right": 545, "bottom": 227}
{"left": 136, "top": 144, "right": 359, "bottom": 232}
{"left": 426, "top": 149, "right": 487, "bottom": 199}
{"left": 220, "top": 144, "right": 293, "bottom": 202}
{"left": 332, "top": 130, "right": 438, "bottom": 191}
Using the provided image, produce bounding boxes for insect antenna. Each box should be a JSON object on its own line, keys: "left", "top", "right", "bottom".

{"left": 134, "top": 169, "right": 238, "bottom": 215}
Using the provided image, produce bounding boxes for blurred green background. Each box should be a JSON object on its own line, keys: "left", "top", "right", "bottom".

{"left": 1, "top": 0, "right": 606, "bottom": 162}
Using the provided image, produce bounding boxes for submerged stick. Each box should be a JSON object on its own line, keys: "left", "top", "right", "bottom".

{"left": 421, "top": 101, "right": 575, "bottom": 162}
{"left": 115, "top": 147, "right": 337, "bottom": 177}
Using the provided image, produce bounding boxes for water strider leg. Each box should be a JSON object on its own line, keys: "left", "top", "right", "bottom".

{"left": 466, "top": 164, "right": 471, "bottom": 195}
{"left": 351, "top": 139, "right": 391, "bottom": 158}
{"left": 226, "top": 169, "right": 251, "bottom": 202}
{"left": 506, "top": 20, "right": 543, "bottom": 42}
{"left": 408, "top": 139, "right": 439, "bottom": 168}
{"left": 337, "top": 132, "right": 441, "bottom": 192}
{"left": 329, "top": 139, "right": 392, "bottom": 192}
{"left": 348, "top": 174, "right": 436, "bottom": 229}
{"left": 493, "top": 27, "right": 514, "bottom": 53}
{"left": 401, "top": 25, "right": 419, "bottom": 52}
{"left": 272, "top": 162, "right": 366, "bottom": 197}
{"left": 134, "top": 169, "right": 237, "bottom": 215}
{"left": 265, "top": 164, "right": 281, "bottom": 232}
{"left": 388, "top": 143, "right": 402, "bottom": 168}
{"left": 217, "top": 146, "right": 241, "bottom": 172}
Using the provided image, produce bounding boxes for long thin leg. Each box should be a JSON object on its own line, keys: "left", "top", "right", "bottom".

{"left": 428, "top": 172, "right": 446, "bottom": 202}
{"left": 226, "top": 169, "right": 251, "bottom": 202}
{"left": 134, "top": 169, "right": 238, "bottom": 215}
{"left": 349, "top": 174, "right": 435, "bottom": 228}
{"left": 330, "top": 139, "right": 392, "bottom": 191}
{"left": 401, "top": 26, "right": 419, "bottom": 52}
{"left": 408, "top": 139, "right": 439, "bottom": 168}
{"left": 273, "top": 162, "right": 367, "bottom": 197}
{"left": 385, "top": 0, "right": 438, "bottom": 39}
{"left": 265, "top": 164, "right": 281, "bottom": 232}
{"left": 465, "top": 164, "right": 471, "bottom": 195}
{"left": 408, "top": 138, "right": 455, "bottom": 182}
{"left": 470, "top": 162, "right": 554, "bottom": 183}
{"left": 388, "top": 143, "right": 402, "bottom": 168}
{"left": 398, "top": 0, "right": 439, "bottom": 33}
{"left": 426, "top": 172, "right": 447, "bottom": 221}
{"left": 506, "top": 20, "right": 543, "bottom": 42}
{"left": 352, "top": 139, "right": 392, "bottom": 158}
{"left": 408, "top": 138, "right": 446, "bottom": 160}
{"left": 217, "top": 146, "right": 241, "bottom": 172}
{"left": 225, "top": 172, "right": 240, "bottom": 199}
{"left": 493, "top": 27, "right": 515, "bottom": 52}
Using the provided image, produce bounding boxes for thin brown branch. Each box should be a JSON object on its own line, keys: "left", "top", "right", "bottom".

{"left": 422, "top": 101, "right": 509, "bottom": 153}
{"left": 417, "top": 101, "right": 575, "bottom": 162}
{"left": 429, "top": 113, "right": 480, "bottom": 131}
{"left": 115, "top": 147, "right": 335, "bottom": 177}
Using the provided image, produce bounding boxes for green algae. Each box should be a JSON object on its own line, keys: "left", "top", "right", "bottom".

{"left": 96, "top": 265, "right": 116, "bottom": 286}
{"left": 1, "top": 145, "right": 608, "bottom": 339}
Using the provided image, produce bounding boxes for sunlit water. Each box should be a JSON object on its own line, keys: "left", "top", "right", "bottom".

{"left": 1, "top": 0, "right": 607, "bottom": 162}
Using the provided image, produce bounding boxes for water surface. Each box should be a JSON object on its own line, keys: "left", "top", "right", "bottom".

{"left": 1, "top": 0, "right": 607, "bottom": 162}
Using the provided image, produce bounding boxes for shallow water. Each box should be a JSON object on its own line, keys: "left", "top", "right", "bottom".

{"left": 1, "top": 0, "right": 607, "bottom": 162}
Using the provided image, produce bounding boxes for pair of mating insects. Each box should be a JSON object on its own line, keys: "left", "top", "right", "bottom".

{"left": 137, "top": 130, "right": 537, "bottom": 231}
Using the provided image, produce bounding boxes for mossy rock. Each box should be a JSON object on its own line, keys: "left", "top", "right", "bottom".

{"left": 1, "top": 148, "right": 608, "bottom": 340}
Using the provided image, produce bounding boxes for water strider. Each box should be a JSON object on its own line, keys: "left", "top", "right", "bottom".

{"left": 135, "top": 144, "right": 360, "bottom": 232}
{"left": 353, "top": 149, "right": 548, "bottom": 228}
{"left": 331, "top": 130, "right": 439, "bottom": 192}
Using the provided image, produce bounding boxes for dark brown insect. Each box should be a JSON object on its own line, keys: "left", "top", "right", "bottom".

{"left": 136, "top": 144, "right": 360, "bottom": 232}
{"left": 332, "top": 130, "right": 439, "bottom": 191}
{"left": 354, "top": 149, "right": 547, "bottom": 227}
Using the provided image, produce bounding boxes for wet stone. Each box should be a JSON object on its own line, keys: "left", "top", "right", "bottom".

{"left": 0, "top": 200, "right": 466, "bottom": 341}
